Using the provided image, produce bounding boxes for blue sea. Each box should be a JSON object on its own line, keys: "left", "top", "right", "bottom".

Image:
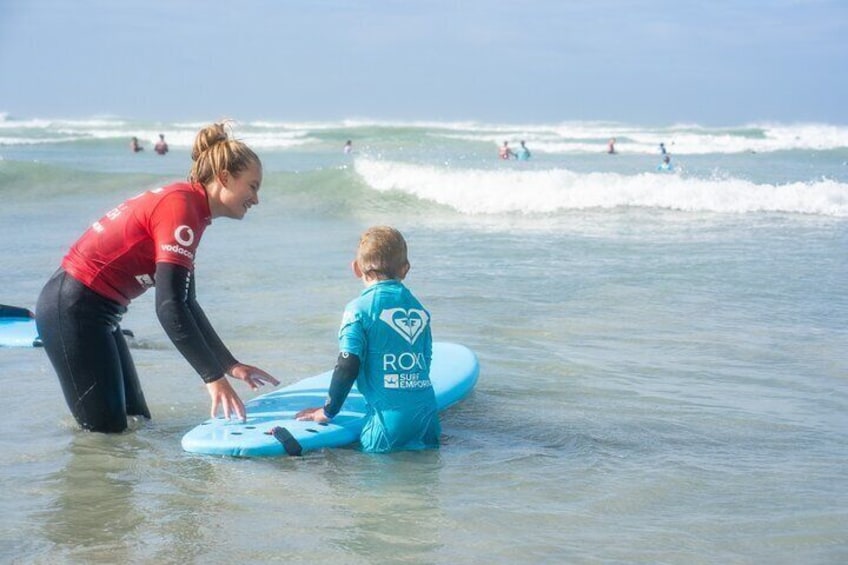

{"left": 1, "top": 116, "right": 847, "bottom": 563}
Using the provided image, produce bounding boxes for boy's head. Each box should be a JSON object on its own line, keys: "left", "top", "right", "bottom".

{"left": 355, "top": 226, "right": 410, "bottom": 281}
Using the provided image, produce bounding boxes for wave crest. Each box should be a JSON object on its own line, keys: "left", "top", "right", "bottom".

{"left": 354, "top": 158, "right": 848, "bottom": 217}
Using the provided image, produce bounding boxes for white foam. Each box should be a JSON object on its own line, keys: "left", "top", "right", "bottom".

{"left": 431, "top": 122, "right": 848, "bottom": 155}
{"left": 354, "top": 158, "right": 848, "bottom": 217}
{"left": 1, "top": 115, "right": 847, "bottom": 154}
{"left": 0, "top": 118, "right": 318, "bottom": 149}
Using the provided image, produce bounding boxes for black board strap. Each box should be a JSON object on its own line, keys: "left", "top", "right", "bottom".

{"left": 268, "top": 426, "right": 303, "bottom": 456}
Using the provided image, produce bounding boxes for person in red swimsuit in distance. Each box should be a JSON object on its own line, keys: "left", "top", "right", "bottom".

{"left": 498, "top": 140, "right": 515, "bottom": 160}
{"left": 36, "top": 122, "right": 279, "bottom": 433}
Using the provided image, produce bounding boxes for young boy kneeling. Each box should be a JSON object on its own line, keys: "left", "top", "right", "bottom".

{"left": 296, "top": 226, "right": 440, "bottom": 453}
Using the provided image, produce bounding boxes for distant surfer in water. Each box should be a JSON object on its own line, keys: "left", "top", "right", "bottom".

{"left": 607, "top": 137, "right": 617, "bottom": 154}
{"left": 37, "top": 122, "right": 279, "bottom": 433}
{"left": 344, "top": 140, "right": 352, "bottom": 154}
{"left": 131, "top": 137, "right": 143, "bottom": 152}
{"left": 499, "top": 141, "right": 515, "bottom": 160}
{"left": 516, "top": 140, "right": 531, "bottom": 161}
{"left": 155, "top": 134, "right": 169, "bottom": 155}
{"left": 295, "top": 226, "right": 440, "bottom": 453}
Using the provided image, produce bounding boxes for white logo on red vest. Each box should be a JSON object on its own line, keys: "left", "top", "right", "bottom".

{"left": 379, "top": 308, "right": 429, "bottom": 345}
{"left": 174, "top": 225, "right": 195, "bottom": 247}
{"left": 135, "top": 274, "right": 155, "bottom": 288}
{"left": 160, "top": 244, "right": 194, "bottom": 260}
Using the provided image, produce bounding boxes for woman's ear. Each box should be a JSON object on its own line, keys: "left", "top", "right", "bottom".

{"left": 217, "top": 169, "right": 231, "bottom": 187}
{"left": 351, "top": 260, "right": 362, "bottom": 278}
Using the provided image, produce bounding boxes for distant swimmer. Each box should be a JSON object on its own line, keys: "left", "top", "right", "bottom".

{"left": 516, "top": 140, "right": 531, "bottom": 161}
{"left": 343, "top": 140, "right": 352, "bottom": 154}
{"left": 657, "top": 154, "right": 672, "bottom": 172}
{"left": 607, "top": 137, "right": 616, "bottom": 154}
{"left": 499, "top": 141, "right": 515, "bottom": 160}
{"left": 130, "top": 137, "right": 143, "bottom": 153}
{"left": 659, "top": 142, "right": 667, "bottom": 155}
{"left": 154, "top": 134, "right": 169, "bottom": 155}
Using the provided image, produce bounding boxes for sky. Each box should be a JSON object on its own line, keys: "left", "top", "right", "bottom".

{"left": 1, "top": 0, "right": 846, "bottom": 125}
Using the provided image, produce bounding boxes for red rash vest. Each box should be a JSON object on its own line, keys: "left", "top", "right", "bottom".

{"left": 62, "top": 182, "right": 212, "bottom": 306}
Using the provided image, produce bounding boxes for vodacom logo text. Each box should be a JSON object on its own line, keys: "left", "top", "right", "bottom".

{"left": 174, "top": 225, "right": 195, "bottom": 247}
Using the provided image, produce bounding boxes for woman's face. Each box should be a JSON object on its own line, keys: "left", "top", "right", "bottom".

{"left": 215, "top": 162, "right": 262, "bottom": 220}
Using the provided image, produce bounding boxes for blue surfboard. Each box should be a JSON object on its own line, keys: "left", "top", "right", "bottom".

{"left": 0, "top": 314, "right": 135, "bottom": 348}
{"left": 181, "top": 341, "right": 479, "bottom": 457}
{"left": 0, "top": 316, "right": 40, "bottom": 347}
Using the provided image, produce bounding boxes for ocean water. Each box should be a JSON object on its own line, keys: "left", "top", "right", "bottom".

{"left": 1, "top": 116, "right": 847, "bottom": 563}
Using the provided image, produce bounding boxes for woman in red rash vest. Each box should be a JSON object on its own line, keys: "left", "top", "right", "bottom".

{"left": 36, "top": 122, "right": 279, "bottom": 433}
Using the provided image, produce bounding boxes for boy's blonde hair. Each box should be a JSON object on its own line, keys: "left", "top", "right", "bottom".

{"left": 356, "top": 226, "right": 410, "bottom": 280}
{"left": 189, "top": 121, "right": 261, "bottom": 186}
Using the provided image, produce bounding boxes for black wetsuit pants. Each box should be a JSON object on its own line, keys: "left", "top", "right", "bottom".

{"left": 36, "top": 269, "right": 151, "bottom": 433}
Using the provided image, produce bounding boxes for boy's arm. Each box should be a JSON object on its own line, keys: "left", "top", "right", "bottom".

{"left": 295, "top": 352, "right": 360, "bottom": 422}
{"left": 323, "top": 352, "right": 361, "bottom": 418}
{"left": 297, "top": 302, "right": 365, "bottom": 423}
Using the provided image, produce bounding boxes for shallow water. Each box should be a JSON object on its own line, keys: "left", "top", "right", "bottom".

{"left": 1, "top": 118, "right": 847, "bottom": 563}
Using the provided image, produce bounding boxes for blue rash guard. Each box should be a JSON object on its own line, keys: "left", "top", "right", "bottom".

{"left": 337, "top": 279, "right": 440, "bottom": 453}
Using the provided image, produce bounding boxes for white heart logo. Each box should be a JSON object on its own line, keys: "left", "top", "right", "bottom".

{"left": 379, "top": 308, "right": 429, "bottom": 345}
